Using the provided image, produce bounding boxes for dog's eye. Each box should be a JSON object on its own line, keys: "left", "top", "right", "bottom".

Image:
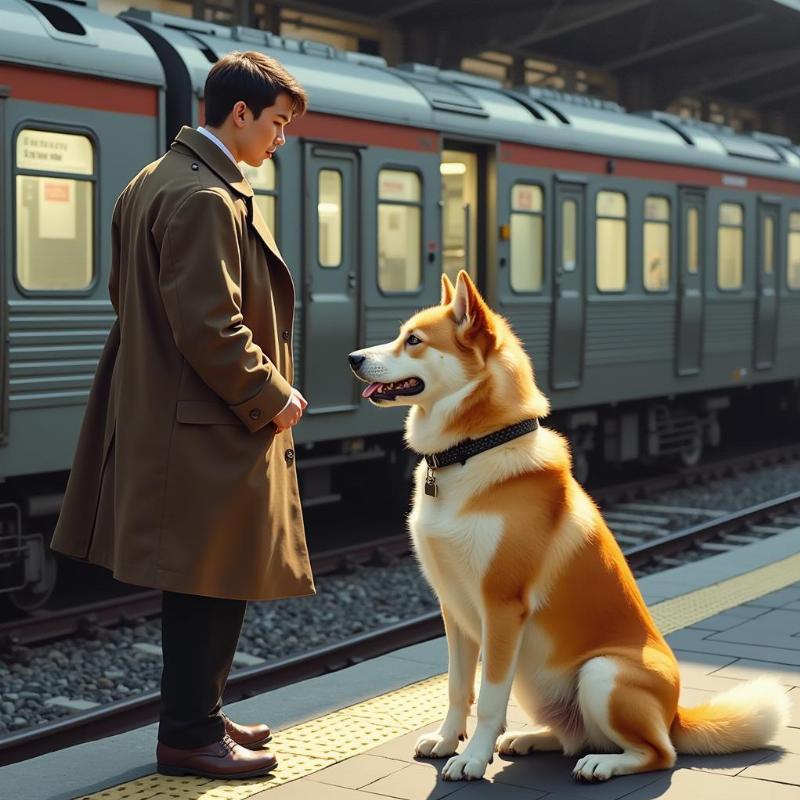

{"left": 406, "top": 334, "right": 422, "bottom": 346}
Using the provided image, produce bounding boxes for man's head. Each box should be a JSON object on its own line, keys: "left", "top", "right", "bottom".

{"left": 203, "top": 51, "right": 308, "bottom": 167}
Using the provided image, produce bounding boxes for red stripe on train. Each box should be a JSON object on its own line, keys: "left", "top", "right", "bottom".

{"left": 500, "top": 142, "right": 800, "bottom": 197}
{"left": 0, "top": 65, "right": 158, "bottom": 116}
{"left": 198, "top": 102, "right": 440, "bottom": 153}
{"left": 198, "top": 102, "right": 800, "bottom": 196}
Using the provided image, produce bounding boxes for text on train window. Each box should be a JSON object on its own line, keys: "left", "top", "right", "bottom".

{"left": 15, "top": 129, "right": 95, "bottom": 291}
{"left": 596, "top": 191, "right": 627, "bottom": 292}
{"left": 643, "top": 196, "right": 670, "bottom": 291}
{"left": 240, "top": 158, "right": 277, "bottom": 233}
{"left": 789, "top": 212, "right": 800, "bottom": 290}
{"left": 510, "top": 184, "right": 544, "bottom": 292}
{"left": 378, "top": 169, "right": 422, "bottom": 292}
{"left": 718, "top": 202, "right": 744, "bottom": 290}
{"left": 318, "top": 169, "right": 342, "bottom": 268}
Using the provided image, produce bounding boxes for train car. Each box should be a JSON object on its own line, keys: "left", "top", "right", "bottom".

{"left": 1, "top": 0, "right": 799, "bottom": 609}
{"left": 122, "top": 7, "right": 800, "bottom": 477}
{"left": 0, "top": 0, "right": 164, "bottom": 608}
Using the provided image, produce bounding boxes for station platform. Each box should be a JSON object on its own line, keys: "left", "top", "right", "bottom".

{"left": 4, "top": 528, "right": 800, "bottom": 800}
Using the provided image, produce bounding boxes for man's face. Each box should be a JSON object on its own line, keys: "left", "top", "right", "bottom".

{"left": 239, "top": 91, "right": 294, "bottom": 167}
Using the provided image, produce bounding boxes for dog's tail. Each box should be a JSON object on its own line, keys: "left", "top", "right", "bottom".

{"left": 670, "top": 676, "right": 789, "bottom": 754}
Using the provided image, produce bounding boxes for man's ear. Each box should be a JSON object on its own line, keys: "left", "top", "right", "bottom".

{"left": 440, "top": 273, "right": 455, "bottom": 305}
{"left": 452, "top": 270, "right": 494, "bottom": 341}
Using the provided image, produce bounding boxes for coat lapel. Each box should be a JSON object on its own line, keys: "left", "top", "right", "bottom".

{"left": 250, "top": 201, "right": 286, "bottom": 265}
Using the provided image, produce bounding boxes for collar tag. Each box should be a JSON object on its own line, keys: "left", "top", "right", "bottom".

{"left": 424, "top": 467, "right": 439, "bottom": 498}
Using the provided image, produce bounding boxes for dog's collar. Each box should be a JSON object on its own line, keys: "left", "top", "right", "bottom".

{"left": 422, "top": 418, "right": 539, "bottom": 470}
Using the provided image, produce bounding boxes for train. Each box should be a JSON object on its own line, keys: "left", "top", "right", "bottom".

{"left": 0, "top": 0, "right": 799, "bottom": 610}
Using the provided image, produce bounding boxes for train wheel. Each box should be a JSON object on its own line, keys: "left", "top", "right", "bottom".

{"left": 572, "top": 446, "right": 590, "bottom": 485}
{"left": 679, "top": 435, "right": 704, "bottom": 468}
{"left": 8, "top": 548, "right": 58, "bottom": 612}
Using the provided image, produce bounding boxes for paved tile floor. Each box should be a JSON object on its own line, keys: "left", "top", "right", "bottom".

{"left": 250, "top": 583, "right": 800, "bottom": 800}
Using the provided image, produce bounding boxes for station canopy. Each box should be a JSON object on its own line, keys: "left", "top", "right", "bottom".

{"left": 318, "top": 0, "right": 800, "bottom": 114}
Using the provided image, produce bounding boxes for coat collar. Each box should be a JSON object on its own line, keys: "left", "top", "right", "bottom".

{"left": 172, "top": 126, "right": 253, "bottom": 198}
{"left": 172, "top": 126, "right": 286, "bottom": 266}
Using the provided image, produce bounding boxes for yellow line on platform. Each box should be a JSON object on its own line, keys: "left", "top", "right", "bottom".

{"left": 76, "top": 553, "right": 800, "bottom": 799}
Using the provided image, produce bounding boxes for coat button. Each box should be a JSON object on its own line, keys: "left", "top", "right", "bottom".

{"left": 285, "top": 448, "right": 295, "bottom": 463}
{"left": 249, "top": 408, "right": 261, "bottom": 420}
{"left": 282, "top": 330, "right": 290, "bottom": 341}
{"left": 191, "top": 163, "right": 199, "bottom": 171}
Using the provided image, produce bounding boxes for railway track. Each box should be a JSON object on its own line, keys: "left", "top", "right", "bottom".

{"left": 2, "top": 487, "right": 798, "bottom": 767}
{"left": 5, "top": 440, "right": 799, "bottom": 649}
{"left": 0, "top": 535, "right": 413, "bottom": 648}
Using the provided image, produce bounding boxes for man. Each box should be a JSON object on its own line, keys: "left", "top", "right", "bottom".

{"left": 51, "top": 51, "right": 315, "bottom": 780}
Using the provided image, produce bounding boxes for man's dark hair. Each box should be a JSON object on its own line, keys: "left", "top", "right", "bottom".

{"left": 204, "top": 50, "right": 308, "bottom": 127}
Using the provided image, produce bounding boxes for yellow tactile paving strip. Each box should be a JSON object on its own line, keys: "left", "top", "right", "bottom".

{"left": 76, "top": 553, "right": 800, "bottom": 800}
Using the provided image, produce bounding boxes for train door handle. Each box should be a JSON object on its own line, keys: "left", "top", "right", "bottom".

{"left": 348, "top": 272, "right": 357, "bottom": 289}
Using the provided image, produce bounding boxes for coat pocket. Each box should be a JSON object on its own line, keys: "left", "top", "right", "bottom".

{"left": 176, "top": 400, "right": 241, "bottom": 425}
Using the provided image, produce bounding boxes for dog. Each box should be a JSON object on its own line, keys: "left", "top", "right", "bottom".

{"left": 348, "top": 270, "right": 789, "bottom": 782}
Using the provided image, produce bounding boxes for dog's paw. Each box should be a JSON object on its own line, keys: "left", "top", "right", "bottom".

{"left": 442, "top": 752, "right": 489, "bottom": 781}
{"left": 415, "top": 731, "right": 460, "bottom": 758}
{"left": 572, "top": 754, "right": 617, "bottom": 782}
{"left": 496, "top": 731, "right": 535, "bottom": 755}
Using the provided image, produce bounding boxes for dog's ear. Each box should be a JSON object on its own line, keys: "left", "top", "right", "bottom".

{"left": 452, "top": 270, "right": 495, "bottom": 345}
{"left": 440, "top": 273, "right": 455, "bottom": 305}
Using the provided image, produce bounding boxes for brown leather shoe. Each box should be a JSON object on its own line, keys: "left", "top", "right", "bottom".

{"left": 156, "top": 734, "right": 278, "bottom": 779}
{"left": 223, "top": 713, "right": 272, "bottom": 749}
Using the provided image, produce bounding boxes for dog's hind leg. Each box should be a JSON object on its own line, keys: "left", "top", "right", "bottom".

{"left": 573, "top": 656, "right": 676, "bottom": 782}
{"left": 497, "top": 727, "right": 564, "bottom": 755}
{"left": 442, "top": 601, "right": 525, "bottom": 781}
{"left": 416, "top": 605, "right": 479, "bottom": 758}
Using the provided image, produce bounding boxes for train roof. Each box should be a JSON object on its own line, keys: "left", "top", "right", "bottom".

{"left": 0, "top": 0, "right": 163, "bottom": 86}
{"left": 120, "top": 9, "right": 800, "bottom": 183}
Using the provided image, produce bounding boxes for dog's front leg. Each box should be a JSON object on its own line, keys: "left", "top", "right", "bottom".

{"left": 416, "top": 605, "right": 479, "bottom": 758}
{"left": 442, "top": 602, "right": 524, "bottom": 781}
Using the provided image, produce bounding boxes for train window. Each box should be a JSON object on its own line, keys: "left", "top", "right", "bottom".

{"left": 762, "top": 215, "right": 775, "bottom": 275}
{"left": 643, "top": 196, "right": 670, "bottom": 292}
{"left": 377, "top": 169, "right": 422, "bottom": 293}
{"left": 789, "top": 212, "right": 800, "bottom": 289}
{"left": 240, "top": 158, "right": 277, "bottom": 232}
{"left": 562, "top": 199, "right": 577, "bottom": 272}
{"left": 15, "top": 129, "right": 95, "bottom": 291}
{"left": 441, "top": 150, "right": 478, "bottom": 285}
{"left": 510, "top": 184, "right": 544, "bottom": 292}
{"left": 687, "top": 207, "right": 700, "bottom": 274}
{"left": 717, "top": 202, "right": 744, "bottom": 290}
{"left": 596, "top": 190, "right": 627, "bottom": 292}
{"left": 318, "top": 169, "right": 342, "bottom": 268}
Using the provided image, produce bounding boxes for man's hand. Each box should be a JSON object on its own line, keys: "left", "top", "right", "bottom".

{"left": 272, "top": 387, "right": 308, "bottom": 432}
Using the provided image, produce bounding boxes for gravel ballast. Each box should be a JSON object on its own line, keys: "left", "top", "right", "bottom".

{"left": 2, "top": 455, "right": 799, "bottom": 736}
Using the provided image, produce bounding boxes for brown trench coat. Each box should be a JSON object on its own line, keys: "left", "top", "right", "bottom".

{"left": 51, "top": 127, "right": 315, "bottom": 602}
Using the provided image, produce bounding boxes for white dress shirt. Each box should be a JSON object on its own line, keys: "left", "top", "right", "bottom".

{"left": 194, "top": 127, "right": 294, "bottom": 420}
{"left": 197, "top": 126, "right": 238, "bottom": 165}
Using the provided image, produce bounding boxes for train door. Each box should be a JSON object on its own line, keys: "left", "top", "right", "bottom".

{"left": 754, "top": 202, "right": 779, "bottom": 370}
{"left": 676, "top": 190, "right": 704, "bottom": 376}
{"left": 440, "top": 146, "right": 486, "bottom": 294}
{"left": 303, "top": 146, "right": 360, "bottom": 414}
{"left": 551, "top": 182, "right": 585, "bottom": 390}
{"left": 0, "top": 89, "right": 6, "bottom": 443}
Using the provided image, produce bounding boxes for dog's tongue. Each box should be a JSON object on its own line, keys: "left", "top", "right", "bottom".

{"left": 362, "top": 382, "right": 382, "bottom": 398}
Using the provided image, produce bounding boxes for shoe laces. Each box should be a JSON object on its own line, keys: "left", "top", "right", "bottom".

{"left": 221, "top": 733, "right": 237, "bottom": 754}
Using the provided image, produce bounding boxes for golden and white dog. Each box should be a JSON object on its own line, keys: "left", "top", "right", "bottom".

{"left": 349, "top": 271, "right": 789, "bottom": 782}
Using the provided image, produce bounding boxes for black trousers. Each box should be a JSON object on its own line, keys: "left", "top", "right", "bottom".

{"left": 158, "top": 590, "right": 247, "bottom": 748}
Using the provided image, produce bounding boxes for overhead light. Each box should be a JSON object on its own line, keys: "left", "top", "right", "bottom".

{"left": 440, "top": 162, "right": 466, "bottom": 175}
